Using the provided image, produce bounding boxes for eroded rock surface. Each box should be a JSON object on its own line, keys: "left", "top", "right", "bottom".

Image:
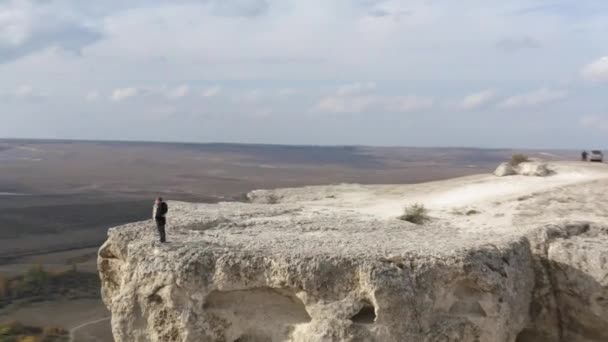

{"left": 517, "top": 162, "right": 552, "bottom": 177}
{"left": 99, "top": 162, "right": 608, "bottom": 342}
{"left": 494, "top": 162, "right": 517, "bottom": 177}
{"left": 516, "top": 223, "right": 608, "bottom": 342}
{"left": 494, "top": 161, "right": 551, "bottom": 177}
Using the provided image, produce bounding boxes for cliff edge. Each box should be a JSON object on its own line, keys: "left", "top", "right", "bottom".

{"left": 98, "top": 162, "right": 608, "bottom": 342}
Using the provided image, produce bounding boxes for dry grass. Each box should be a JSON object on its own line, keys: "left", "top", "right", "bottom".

{"left": 398, "top": 204, "right": 430, "bottom": 224}
{"left": 0, "top": 265, "right": 100, "bottom": 308}
{"left": 510, "top": 154, "right": 529, "bottom": 166}
{"left": 266, "top": 194, "right": 280, "bottom": 205}
{"left": 0, "top": 320, "right": 67, "bottom": 342}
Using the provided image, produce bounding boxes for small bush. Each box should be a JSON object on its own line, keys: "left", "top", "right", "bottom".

{"left": 399, "top": 204, "right": 430, "bottom": 224}
{"left": 466, "top": 209, "right": 481, "bottom": 216}
{"left": 0, "top": 321, "right": 66, "bottom": 342}
{"left": 0, "top": 320, "right": 25, "bottom": 336}
{"left": 0, "top": 273, "right": 7, "bottom": 299}
{"left": 13, "top": 265, "right": 51, "bottom": 298}
{"left": 509, "top": 154, "right": 529, "bottom": 166}
{"left": 42, "top": 326, "right": 67, "bottom": 337}
{"left": 266, "top": 194, "right": 279, "bottom": 204}
{"left": 2, "top": 266, "right": 100, "bottom": 304}
{"left": 17, "top": 336, "right": 41, "bottom": 342}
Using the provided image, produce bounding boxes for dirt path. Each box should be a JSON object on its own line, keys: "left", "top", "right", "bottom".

{"left": 339, "top": 162, "right": 608, "bottom": 219}
{"left": 69, "top": 316, "right": 111, "bottom": 342}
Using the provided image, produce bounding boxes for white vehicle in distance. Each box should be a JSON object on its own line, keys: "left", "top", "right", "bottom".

{"left": 589, "top": 150, "right": 603, "bottom": 162}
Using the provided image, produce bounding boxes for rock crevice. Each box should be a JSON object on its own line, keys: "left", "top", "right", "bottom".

{"left": 519, "top": 223, "right": 608, "bottom": 342}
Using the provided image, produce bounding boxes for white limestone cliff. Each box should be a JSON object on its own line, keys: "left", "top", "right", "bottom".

{"left": 99, "top": 162, "right": 608, "bottom": 342}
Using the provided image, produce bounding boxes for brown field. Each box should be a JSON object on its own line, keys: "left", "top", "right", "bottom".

{"left": 0, "top": 139, "right": 577, "bottom": 341}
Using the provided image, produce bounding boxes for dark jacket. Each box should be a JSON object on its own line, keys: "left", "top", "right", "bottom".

{"left": 154, "top": 202, "right": 168, "bottom": 223}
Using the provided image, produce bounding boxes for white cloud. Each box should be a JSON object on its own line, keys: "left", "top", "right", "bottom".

{"left": 386, "top": 95, "right": 434, "bottom": 112}
{"left": 461, "top": 89, "right": 496, "bottom": 110}
{"left": 202, "top": 86, "right": 222, "bottom": 97}
{"left": 336, "top": 82, "right": 377, "bottom": 96}
{"left": 315, "top": 82, "right": 378, "bottom": 113}
{"left": 14, "top": 85, "right": 34, "bottom": 98}
{"left": 277, "top": 88, "right": 297, "bottom": 97}
{"left": 85, "top": 90, "right": 100, "bottom": 101}
{"left": 207, "top": 0, "right": 269, "bottom": 17}
{"left": 496, "top": 37, "right": 541, "bottom": 52}
{"left": 0, "top": 4, "right": 29, "bottom": 46}
{"left": 316, "top": 83, "right": 433, "bottom": 114}
{"left": 499, "top": 88, "right": 567, "bottom": 109}
{"left": 316, "top": 95, "right": 376, "bottom": 113}
{"left": 248, "top": 107, "right": 274, "bottom": 118}
{"left": 235, "top": 89, "right": 264, "bottom": 103}
{"left": 111, "top": 87, "right": 139, "bottom": 102}
{"left": 581, "top": 115, "right": 608, "bottom": 132}
{"left": 166, "top": 84, "right": 190, "bottom": 100}
{"left": 149, "top": 106, "right": 178, "bottom": 118}
{"left": 8, "top": 84, "right": 46, "bottom": 101}
{"left": 0, "top": 0, "right": 102, "bottom": 63}
{"left": 581, "top": 56, "right": 608, "bottom": 82}
{"left": 316, "top": 94, "right": 434, "bottom": 114}
{"left": 1, "top": 0, "right": 608, "bottom": 146}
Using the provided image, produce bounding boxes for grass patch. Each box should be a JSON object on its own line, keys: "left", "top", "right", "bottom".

{"left": 0, "top": 265, "right": 100, "bottom": 310}
{"left": 509, "top": 154, "right": 529, "bottom": 166}
{"left": 0, "top": 320, "right": 67, "bottom": 342}
{"left": 398, "top": 204, "right": 430, "bottom": 224}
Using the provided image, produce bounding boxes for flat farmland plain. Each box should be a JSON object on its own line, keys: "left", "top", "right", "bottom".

{"left": 0, "top": 139, "right": 577, "bottom": 341}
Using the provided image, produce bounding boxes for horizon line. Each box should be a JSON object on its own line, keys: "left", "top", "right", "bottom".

{"left": 0, "top": 136, "right": 588, "bottom": 152}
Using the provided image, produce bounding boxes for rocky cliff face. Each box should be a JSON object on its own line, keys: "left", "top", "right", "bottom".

{"left": 98, "top": 162, "right": 608, "bottom": 342}
{"left": 518, "top": 223, "right": 608, "bottom": 342}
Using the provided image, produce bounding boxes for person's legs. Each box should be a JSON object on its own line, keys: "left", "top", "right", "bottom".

{"left": 156, "top": 221, "right": 166, "bottom": 243}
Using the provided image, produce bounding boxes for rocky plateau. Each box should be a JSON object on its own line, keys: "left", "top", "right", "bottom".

{"left": 99, "top": 162, "right": 608, "bottom": 342}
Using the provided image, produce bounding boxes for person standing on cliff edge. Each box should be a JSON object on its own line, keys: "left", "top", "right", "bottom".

{"left": 153, "top": 197, "right": 169, "bottom": 243}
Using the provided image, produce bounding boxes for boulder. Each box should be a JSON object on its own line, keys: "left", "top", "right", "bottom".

{"left": 517, "top": 162, "right": 552, "bottom": 177}
{"left": 494, "top": 161, "right": 552, "bottom": 177}
{"left": 494, "top": 162, "right": 516, "bottom": 177}
{"left": 247, "top": 189, "right": 281, "bottom": 204}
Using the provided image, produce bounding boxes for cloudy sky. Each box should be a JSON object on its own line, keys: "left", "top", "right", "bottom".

{"left": 1, "top": 0, "right": 607, "bottom": 148}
